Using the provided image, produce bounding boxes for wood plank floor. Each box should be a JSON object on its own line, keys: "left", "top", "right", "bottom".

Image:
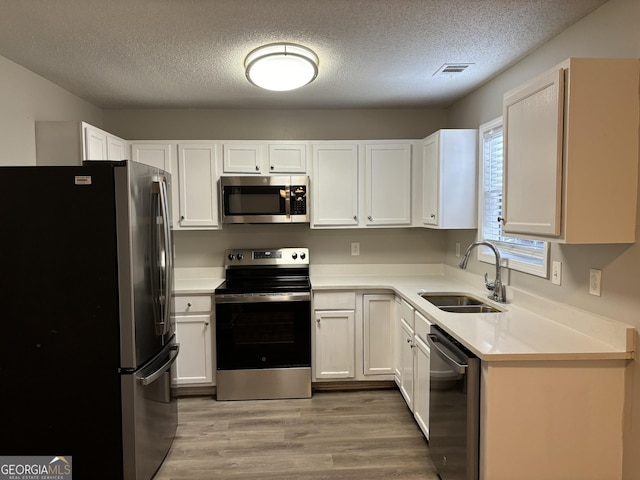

{"left": 153, "top": 388, "right": 439, "bottom": 480}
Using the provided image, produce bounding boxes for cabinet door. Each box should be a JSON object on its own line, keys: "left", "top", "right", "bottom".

{"left": 84, "top": 125, "right": 108, "bottom": 160}
{"left": 422, "top": 135, "right": 439, "bottom": 225}
{"left": 174, "top": 314, "right": 212, "bottom": 384}
{"left": 130, "top": 143, "right": 172, "bottom": 171}
{"left": 223, "top": 144, "right": 263, "bottom": 173}
{"left": 365, "top": 143, "right": 412, "bottom": 225}
{"left": 363, "top": 294, "right": 394, "bottom": 376}
{"left": 311, "top": 144, "right": 359, "bottom": 227}
{"left": 178, "top": 144, "right": 219, "bottom": 228}
{"left": 399, "top": 318, "right": 414, "bottom": 410}
{"left": 107, "top": 136, "right": 126, "bottom": 160}
{"left": 503, "top": 68, "right": 564, "bottom": 237}
{"left": 413, "top": 334, "right": 430, "bottom": 439}
{"left": 269, "top": 143, "right": 306, "bottom": 173}
{"left": 314, "top": 310, "right": 355, "bottom": 379}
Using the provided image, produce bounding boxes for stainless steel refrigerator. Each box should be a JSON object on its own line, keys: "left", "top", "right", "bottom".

{"left": 0, "top": 160, "right": 178, "bottom": 480}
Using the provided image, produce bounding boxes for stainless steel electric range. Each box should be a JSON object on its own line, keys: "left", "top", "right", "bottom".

{"left": 214, "top": 247, "right": 311, "bottom": 400}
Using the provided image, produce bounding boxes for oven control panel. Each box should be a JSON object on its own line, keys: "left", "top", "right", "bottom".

{"left": 225, "top": 247, "right": 309, "bottom": 266}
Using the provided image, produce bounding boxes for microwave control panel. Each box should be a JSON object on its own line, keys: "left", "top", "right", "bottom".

{"left": 291, "top": 185, "right": 307, "bottom": 215}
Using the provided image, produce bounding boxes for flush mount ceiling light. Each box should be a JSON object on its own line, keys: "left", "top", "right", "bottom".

{"left": 245, "top": 43, "right": 318, "bottom": 91}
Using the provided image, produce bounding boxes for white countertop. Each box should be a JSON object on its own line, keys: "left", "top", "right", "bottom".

{"left": 173, "top": 264, "right": 635, "bottom": 362}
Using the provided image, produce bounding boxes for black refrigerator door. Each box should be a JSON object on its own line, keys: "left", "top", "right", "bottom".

{"left": 0, "top": 166, "right": 125, "bottom": 478}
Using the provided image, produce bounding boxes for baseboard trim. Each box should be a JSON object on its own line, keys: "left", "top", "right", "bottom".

{"left": 312, "top": 380, "right": 397, "bottom": 392}
{"left": 173, "top": 381, "right": 398, "bottom": 398}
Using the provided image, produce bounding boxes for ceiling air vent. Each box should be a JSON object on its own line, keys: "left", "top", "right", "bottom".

{"left": 433, "top": 63, "right": 474, "bottom": 76}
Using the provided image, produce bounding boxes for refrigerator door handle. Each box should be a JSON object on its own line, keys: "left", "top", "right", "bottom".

{"left": 158, "top": 175, "right": 173, "bottom": 336}
{"left": 151, "top": 175, "right": 174, "bottom": 336}
{"left": 137, "top": 343, "right": 180, "bottom": 386}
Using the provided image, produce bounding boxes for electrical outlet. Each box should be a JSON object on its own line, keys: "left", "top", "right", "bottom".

{"left": 589, "top": 269, "right": 602, "bottom": 296}
{"left": 351, "top": 242, "right": 360, "bottom": 256}
{"left": 551, "top": 261, "right": 562, "bottom": 285}
{"left": 455, "top": 243, "right": 460, "bottom": 258}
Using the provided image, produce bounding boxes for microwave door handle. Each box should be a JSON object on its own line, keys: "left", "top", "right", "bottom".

{"left": 285, "top": 186, "right": 291, "bottom": 218}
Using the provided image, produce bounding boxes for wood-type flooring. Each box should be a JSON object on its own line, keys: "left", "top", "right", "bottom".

{"left": 153, "top": 388, "right": 439, "bottom": 480}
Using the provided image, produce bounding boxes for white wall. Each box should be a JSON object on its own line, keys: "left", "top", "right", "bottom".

{"left": 103, "top": 107, "right": 448, "bottom": 141}
{"left": 0, "top": 55, "right": 101, "bottom": 165}
{"left": 174, "top": 225, "right": 446, "bottom": 268}
{"left": 446, "top": 1, "right": 640, "bottom": 477}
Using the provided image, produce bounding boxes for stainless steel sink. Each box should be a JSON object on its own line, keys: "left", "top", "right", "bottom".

{"left": 420, "top": 292, "right": 502, "bottom": 313}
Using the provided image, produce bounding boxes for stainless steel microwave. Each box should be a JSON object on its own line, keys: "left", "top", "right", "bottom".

{"left": 220, "top": 175, "right": 309, "bottom": 224}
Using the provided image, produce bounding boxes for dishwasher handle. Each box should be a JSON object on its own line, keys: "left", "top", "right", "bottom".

{"left": 427, "top": 333, "right": 468, "bottom": 374}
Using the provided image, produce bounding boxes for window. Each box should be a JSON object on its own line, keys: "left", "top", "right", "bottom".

{"left": 478, "top": 117, "right": 549, "bottom": 277}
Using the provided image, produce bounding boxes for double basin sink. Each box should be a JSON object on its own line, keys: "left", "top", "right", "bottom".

{"left": 420, "top": 292, "right": 503, "bottom": 313}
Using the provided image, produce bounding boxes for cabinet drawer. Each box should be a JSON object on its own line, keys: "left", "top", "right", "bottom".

{"left": 313, "top": 291, "right": 356, "bottom": 310}
{"left": 172, "top": 295, "right": 212, "bottom": 314}
{"left": 414, "top": 310, "right": 431, "bottom": 344}
{"left": 398, "top": 298, "right": 414, "bottom": 329}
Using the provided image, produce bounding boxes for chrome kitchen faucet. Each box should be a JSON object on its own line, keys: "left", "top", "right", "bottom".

{"left": 459, "top": 241, "right": 507, "bottom": 303}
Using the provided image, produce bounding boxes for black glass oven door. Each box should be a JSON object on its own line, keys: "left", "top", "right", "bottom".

{"left": 216, "top": 298, "right": 311, "bottom": 370}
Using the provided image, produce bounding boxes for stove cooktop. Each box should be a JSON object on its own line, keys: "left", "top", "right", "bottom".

{"left": 215, "top": 276, "right": 311, "bottom": 295}
{"left": 216, "top": 248, "right": 311, "bottom": 295}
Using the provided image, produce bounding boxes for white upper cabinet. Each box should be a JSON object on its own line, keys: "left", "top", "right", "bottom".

{"left": 503, "top": 68, "right": 564, "bottom": 237}
{"left": 311, "top": 141, "right": 413, "bottom": 229}
{"left": 311, "top": 143, "right": 359, "bottom": 227}
{"left": 223, "top": 143, "right": 264, "bottom": 173}
{"left": 223, "top": 142, "right": 307, "bottom": 174}
{"left": 422, "top": 129, "right": 477, "bottom": 229}
{"left": 130, "top": 143, "right": 173, "bottom": 172}
{"left": 84, "top": 124, "right": 127, "bottom": 160}
{"left": 268, "top": 143, "right": 307, "bottom": 173}
{"left": 503, "top": 57, "right": 639, "bottom": 243}
{"left": 130, "top": 142, "right": 180, "bottom": 228}
{"left": 35, "top": 121, "right": 127, "bottom": 165}
{"left": 365, "top": 143, "right": 412, "bottom": 226}
{"left": 177, "top": 143, "right": 220, "bottom": 229}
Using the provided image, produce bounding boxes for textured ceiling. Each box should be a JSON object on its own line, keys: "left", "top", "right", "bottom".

{"left": 0, "top": 0, "right": 607, "bottom": 109}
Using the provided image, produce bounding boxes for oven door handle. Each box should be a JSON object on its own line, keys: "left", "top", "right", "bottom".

{"left": 215, "top": 292, "right": 311, "bottom": 303}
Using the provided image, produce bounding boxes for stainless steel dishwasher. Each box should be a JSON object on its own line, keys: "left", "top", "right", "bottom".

{"left": 427, "top": 325, "right": 480, "bottom": 480}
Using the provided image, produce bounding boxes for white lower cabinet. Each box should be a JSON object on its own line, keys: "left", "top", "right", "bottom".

{"left": 413, "top": 311, "right": 431, "bottom": 439}
{"left": 314, "top": 309, "right": 356, "bottom": 379}
{"left": 395, "top": 297, "right": 415, "bottom": 407}
{"left": 399, "top": 318, "right": 415, "bottom": 410}
{"left": 395, "top": 297, "right": 431, "bottom": 439}
{"left": 363, "top": 294, "right": 395, "bottom": 376}
{"left": 171, "top": 294, "right": 214, "bottom": 386}
{"left": 313, "top": 291, "right": 395, "bottom": 382}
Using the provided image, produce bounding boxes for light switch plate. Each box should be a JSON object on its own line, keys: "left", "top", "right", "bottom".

{"left": 551, "top": 261, "right": 562, "bottom": 285}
